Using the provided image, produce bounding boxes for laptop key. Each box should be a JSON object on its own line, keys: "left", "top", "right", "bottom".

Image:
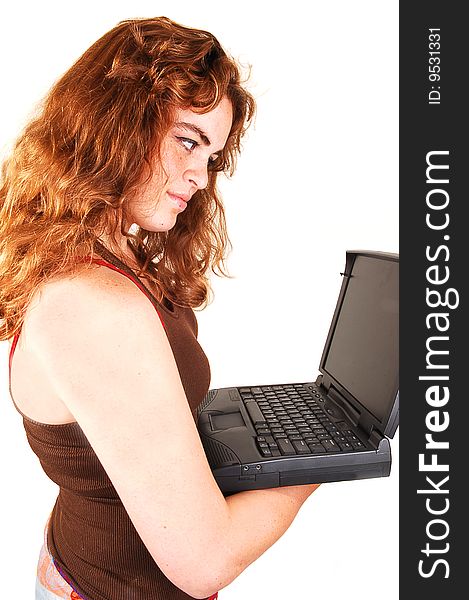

{"left": 245, "top": 401, "right": 266, "bottom": 426}
{"left": 264, "top": 435, "right": 278, "bottom": 448}
{"left": 277, "top": 438, "right": 296, "bottom": 455}
{"left": 321, "top": 439, "right": 341, "bottom": 453}
{"left": 292, "top": 440, "right": 310, "bottom": 454}
{"left": 308, "top": 443, "right": 326, "bottom": 454}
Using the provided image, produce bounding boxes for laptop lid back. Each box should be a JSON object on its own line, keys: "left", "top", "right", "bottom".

{"left": 319, "top": 251, "right": 399, "bottom": 438}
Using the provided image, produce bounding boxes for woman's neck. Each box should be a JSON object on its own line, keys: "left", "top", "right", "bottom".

{"left": 96, "top": 229, "right": 140, "bottom": 271}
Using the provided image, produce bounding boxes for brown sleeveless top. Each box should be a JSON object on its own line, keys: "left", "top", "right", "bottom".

{"left": 9, "top": 249, "right": 212, "bottom": 600}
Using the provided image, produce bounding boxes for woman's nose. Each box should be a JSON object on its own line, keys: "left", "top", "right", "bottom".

{"left": 185, "top": 160, "right": 209, "bottom": 191}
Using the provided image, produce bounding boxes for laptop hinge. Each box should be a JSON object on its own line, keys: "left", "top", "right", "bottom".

{"left": 318, "top": 377, "right": 386, "bottom": 447}
{"left": 323, "top": 384, "right": 361, "bottom": 427}
{"left": 368, "top": 427, "right": 384, "bottom": 448}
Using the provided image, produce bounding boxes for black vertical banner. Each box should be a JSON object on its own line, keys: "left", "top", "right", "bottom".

{"left": 400, "top": 2, "right": 465, "bottom": 597}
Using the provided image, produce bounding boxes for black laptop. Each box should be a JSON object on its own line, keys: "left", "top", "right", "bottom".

{"left": 197, "top": 250, "right": 399, "bottom": 494}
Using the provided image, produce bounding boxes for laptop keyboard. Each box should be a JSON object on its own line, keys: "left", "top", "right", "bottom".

{"left": 238, "top": 383, "right": 367, "bottom": 458}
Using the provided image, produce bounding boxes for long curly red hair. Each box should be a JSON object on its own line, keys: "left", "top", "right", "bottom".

{"left": 0, "top": 17, "right": 255, "bottom": 340}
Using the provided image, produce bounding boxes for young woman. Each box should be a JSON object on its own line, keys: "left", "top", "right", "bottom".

{"left": 0, "top": 17, "right": 319, "bottom": 600}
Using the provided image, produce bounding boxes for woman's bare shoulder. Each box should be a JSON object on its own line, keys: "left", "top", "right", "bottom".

{"left": 32, "top": 262, "right": 147, "bottom": 310}
{"left": 25, "top": 263, "right": 157, "bottom": 347}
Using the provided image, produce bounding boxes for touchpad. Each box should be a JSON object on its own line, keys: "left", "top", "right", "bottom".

{"left": 210, "top": 412, "right": 246, "bottom": 430}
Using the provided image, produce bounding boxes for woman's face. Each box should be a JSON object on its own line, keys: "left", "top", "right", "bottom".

{"left": 129, "top": 96, "right": 233, "bottom": 232}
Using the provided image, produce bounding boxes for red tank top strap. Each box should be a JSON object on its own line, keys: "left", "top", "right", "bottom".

{"left": 8, "top": 333, "right": 20, "bottom": 377}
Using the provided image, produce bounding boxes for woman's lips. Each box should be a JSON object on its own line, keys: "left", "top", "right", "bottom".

{"left": 167, "top": 193, "right": 188, "bottom": 211}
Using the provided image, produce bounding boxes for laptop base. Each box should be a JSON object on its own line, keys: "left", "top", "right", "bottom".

{"left": 198, "top": 382, "right": 391, "bottom": 495}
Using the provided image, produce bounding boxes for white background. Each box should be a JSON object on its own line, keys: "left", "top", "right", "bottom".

{"left": 0, "top": 1, "right": 399, "bottom": 598}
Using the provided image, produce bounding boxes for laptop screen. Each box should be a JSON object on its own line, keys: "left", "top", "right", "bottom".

{"left": 322, "top": 254, "right": 399, "bottom": 424}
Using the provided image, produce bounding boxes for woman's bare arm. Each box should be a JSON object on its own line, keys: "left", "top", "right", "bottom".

{"left": 26, "top": 267, "right": 319, "bottom": 599}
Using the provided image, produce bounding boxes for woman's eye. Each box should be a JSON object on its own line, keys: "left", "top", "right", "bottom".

{"left": 178, "top": 137, "right": 198, "bottom": 151}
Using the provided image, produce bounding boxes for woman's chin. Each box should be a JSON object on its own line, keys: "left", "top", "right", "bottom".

{"left": 148, "top": 216, "right": 179, "bottom": 233}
